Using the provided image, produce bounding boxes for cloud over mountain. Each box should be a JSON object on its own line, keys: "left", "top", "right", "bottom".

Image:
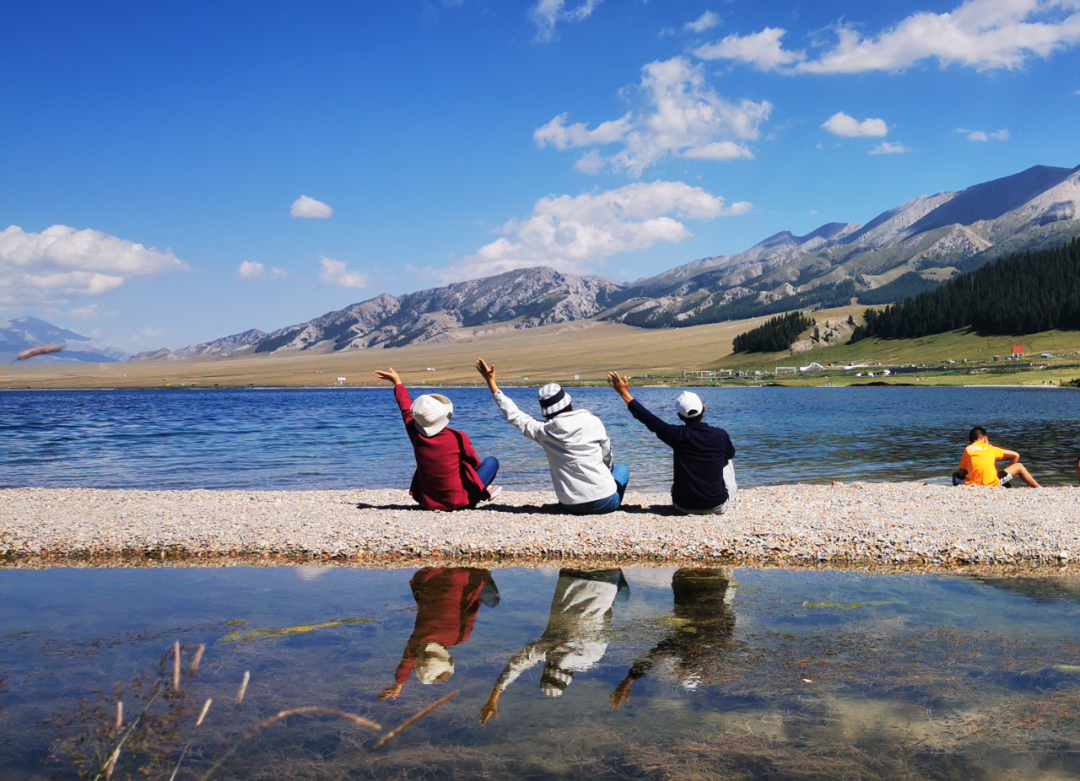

{"left": 318, "top": 258, "right": 369, "bottom": 288}
{"left": 529, "top": 0, "right": 602, "bottom": 42}
{"left": 0, "top": 225, "right": 188, "bottom": 308}
{"left": 434, "top": 180, "right": 751, "bottom": 282}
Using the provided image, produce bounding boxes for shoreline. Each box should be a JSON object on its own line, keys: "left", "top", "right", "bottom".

{"left": 3, "top": 484, "right": 1079, "bottom": 573}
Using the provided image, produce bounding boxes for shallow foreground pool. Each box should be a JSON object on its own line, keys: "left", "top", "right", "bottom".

{"left": 4, "top": 566, "right": 1080, "bottom": 780}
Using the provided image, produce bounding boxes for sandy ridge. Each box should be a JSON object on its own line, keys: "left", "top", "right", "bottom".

{"left": 2, "top": 484, "right": 1079, "bottom": 568}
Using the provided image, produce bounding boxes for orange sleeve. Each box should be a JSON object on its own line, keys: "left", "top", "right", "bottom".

{"left": 992, "top": 446, "right": 1006, "bottom": 460}
{"left": 959, "top": 451, "right": 972, "bottom": 471}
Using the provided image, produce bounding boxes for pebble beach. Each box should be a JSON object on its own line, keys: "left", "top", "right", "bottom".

{"left": 2, "top": 483, "right": 1079, "bottom": 571}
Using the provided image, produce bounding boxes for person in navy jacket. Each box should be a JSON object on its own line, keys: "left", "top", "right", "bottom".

{"left": 607, "top": 372, "right": 736, "bottom": 514}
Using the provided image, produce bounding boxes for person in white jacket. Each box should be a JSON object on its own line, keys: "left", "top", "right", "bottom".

{"left": 475, "top": 358, "right": 629, "bottom": 514}
{"left": 479, "top": 568, "right": 629, "bottom": 725}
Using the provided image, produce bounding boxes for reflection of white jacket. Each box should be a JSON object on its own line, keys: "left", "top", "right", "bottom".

{"left": 493, "top": 391, "right": 616, "bottom": 504}
{"left": 492, "top": 574, "right": 619, "bottom": 694}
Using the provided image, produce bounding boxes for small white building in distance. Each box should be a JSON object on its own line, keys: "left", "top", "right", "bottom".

{"left": 336, "top": 377, "right": 347, "bottom": 385}
{"left": 426, "top": 367, "right": 436, "bottom": 372}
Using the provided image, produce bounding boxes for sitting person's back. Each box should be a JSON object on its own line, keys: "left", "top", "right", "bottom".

{"left": 376, "top": 368, "right": 500, "bottom": 510}
{"left": 956, "top": 426, "right": 1041, "bottom": 488}
{"left": 608, "top": 374, "right": 735, "bottom": 513}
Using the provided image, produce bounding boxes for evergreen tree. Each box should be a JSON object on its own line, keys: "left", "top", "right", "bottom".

{"left": 848, "top": 238, "right": 1080, "bottom": 343}
{"left": 733, "top": 311, "right": 816, "bottom": 353}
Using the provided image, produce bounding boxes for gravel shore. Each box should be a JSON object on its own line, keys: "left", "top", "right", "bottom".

{"left": 2, "top": 484, "right": 1079, "bottom": 571}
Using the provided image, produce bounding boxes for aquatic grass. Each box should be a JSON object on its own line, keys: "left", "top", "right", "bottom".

{"left": 235, "top": 670, "right": 250, "bottom": 705}
{"left": 372, "top": 691, "right": 458, "bottom": 750}
{"left": 221, "top": 617, "right": 376, "bottom": 643}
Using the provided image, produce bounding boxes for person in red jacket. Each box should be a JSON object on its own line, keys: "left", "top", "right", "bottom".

{"left": 376, "top": 368, "right": 500, "bottom": 510}
{"left": 379, "top": 567, "right": 500, "bottom": 699}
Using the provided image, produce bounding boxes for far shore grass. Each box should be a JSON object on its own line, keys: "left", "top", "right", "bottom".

{"left": 4, "top": 304, "right": 1079, "bottom": 390}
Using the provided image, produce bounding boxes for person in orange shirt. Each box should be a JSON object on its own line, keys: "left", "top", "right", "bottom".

{"left": 954, "top": 427, "right": 1041, "bottom": 487}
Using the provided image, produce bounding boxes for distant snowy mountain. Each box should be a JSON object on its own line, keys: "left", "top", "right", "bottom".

{"left": 0, "top": 317, "right": 126, "bottom": 364}
{"left": 130, "top": 161, "right": 1080, "bottom": 359}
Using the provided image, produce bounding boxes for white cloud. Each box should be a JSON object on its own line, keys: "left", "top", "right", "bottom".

{"left": 529, "top": 0, "right": 602, "bottom": 42}
{"left": 0, "top": 224, "right": 188, "bottom": 308}
{"left": 869, "top": 141, "right": 913, "bottom": 155}
{"left": 685, "top": 11, "right": 720, "bottom": 33}
{"left": 696, "top": 1, "right": 1080, "bottom": 75}
{"left": 534, "top": 113, "right": 632, "bottom": 150}
{"left": 237, "top": 261, "right": 288, "bottom": 280}
{"left": 796, "top": 0, "right": 1080, "bottom": 74}
{"left": 574, "top": 149, "right": 608, "bottom": 174}
{"left": 822, "top": 111, "right": 889, "bottom": 137}
{"left": 535, "top": 56, "right": 771, "bottom": 177}
{"left": 694, "top": 27, "right": 806, "bottom": 70}
{"left": 290, "top": 195, "right": 333, "bottom": 219}
{"left": 957, "top": 127, "right": 1010, "bottom": 141}
{"left": 431, "top": 180, "right": 752, "bottom": 282}
{"left": 318, "top": 258, "right": 369, "bottom": 289}
{"left": 68, "top": 303, "right": 117, "bottom": 320}
{"left": 238, "top": 260, "right": 265, "bottom": 279}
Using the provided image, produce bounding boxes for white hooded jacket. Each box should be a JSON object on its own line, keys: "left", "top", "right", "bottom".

{"left": 493, "top": 390, "right": 617, "bottom": 505}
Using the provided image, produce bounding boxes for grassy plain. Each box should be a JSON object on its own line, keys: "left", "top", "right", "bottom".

{"left": 4, "top": 303, "right": 1079, "bottom": 389}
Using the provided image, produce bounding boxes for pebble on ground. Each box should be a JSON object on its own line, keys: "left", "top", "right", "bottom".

{"left": 1, "top": 484, "right": 1078, "bottom": 570}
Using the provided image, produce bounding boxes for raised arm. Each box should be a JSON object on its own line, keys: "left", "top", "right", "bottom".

{"left": 376, "top": 368, "right": 413, "bottom": 425}
{"left": 1000, "top": 448, "right": 1020, "bottom": 465}
{"left": 479, "top": 641, "right": 548, "bottom": 725}
{"left": 607, "top": 372, "right": 634, "bottom": 404}
{"left": 477, "top": 358, "right": 544, "bottom": 441}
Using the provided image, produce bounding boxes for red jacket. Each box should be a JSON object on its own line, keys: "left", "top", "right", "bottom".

{"left": 395, "top": 384, "right": 489, "bottom": 511}
{"left": 395, "top": 567, "right": 491, "bottom": 684}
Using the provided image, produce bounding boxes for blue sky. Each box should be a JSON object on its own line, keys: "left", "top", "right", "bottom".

{"left": 2, "top": 0, "right": 1078, "bottom": 351}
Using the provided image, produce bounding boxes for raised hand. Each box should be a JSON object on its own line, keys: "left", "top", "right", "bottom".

{"left": 375, "top": 368, "right": 402, "bottom": 385}
{"left": 610, "top": 678, "right": 633, "bottom": 708}
{"left": 479, "top": 693, "right": 499, "bottom": 725}
{"left": 607, "top": 372, "right": 633, "bottom": 403}
{"left": 378, "top": 683, "right": 403, "bottom": 701}
{"left": 475, "top": 358, "right": 499, "bottom": 393}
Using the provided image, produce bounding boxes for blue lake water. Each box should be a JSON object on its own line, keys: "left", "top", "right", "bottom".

{"left": 5, "top": 565, "right": 1080, "bottom": 780}
{"left": 2, "top": 386, "right": 1080, "bottom": 491}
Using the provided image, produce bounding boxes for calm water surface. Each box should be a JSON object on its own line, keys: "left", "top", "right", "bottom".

{"left": 2, "top": 387, "right": 1080, "bottom": 490}
{"left": 4, "top": 566, "right": 1080, "bottom": 780}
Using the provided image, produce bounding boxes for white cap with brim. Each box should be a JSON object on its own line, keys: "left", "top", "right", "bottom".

{"left": 411, "top": 394, "right": 454, "bottom": 437}
{"left": 676, "top": 391, "right": 703, "bottom": 418}
{"left": 538, "top": 383, "right": 572, "bottom": 418}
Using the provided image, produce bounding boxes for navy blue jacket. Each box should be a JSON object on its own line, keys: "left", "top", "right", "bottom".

{"left": 627, "top": 399, "right": 735, "bottom": 510}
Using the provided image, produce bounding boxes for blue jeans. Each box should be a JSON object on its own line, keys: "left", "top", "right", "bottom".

{"left": 564, "top": 464, "right": 629, "bottom": 515}
{"left": 476, "top": 456, "right": 499, "bottom": 488}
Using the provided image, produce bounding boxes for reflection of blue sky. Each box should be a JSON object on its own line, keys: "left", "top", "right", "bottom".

{"left": 6, "top": 565, "right": 1080, "bottom": 775}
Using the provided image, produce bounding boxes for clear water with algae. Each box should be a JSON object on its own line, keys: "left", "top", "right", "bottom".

{"left": 5, "top": 566, "right": 1080, "bottom": 780}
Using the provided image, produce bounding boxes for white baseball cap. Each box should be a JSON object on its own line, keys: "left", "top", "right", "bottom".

{"left": 676, "top": 391, "right": 703, "bottom": 418}
{"left": 414, "top": 642, "right": 455, "bottom": 684}
{"left": 411, "top": 394, "right": 454, "bottom": 437}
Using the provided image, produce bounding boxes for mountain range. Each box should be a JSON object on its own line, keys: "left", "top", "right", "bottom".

{"left": 113, "top": 161, "right": 1080, "bottom": 361}
{"left": 0, "top": 317, "right": 126, "bottom": 364}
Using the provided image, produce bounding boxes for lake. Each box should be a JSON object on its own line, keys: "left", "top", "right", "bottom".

{"left": 5, "top": 565, "right": 1080, "bottom": 780}
{"left": 2, "top": 386, "right": 1079, "bottom": 491}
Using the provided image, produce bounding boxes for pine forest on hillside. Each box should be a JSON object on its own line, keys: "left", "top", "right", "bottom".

{"left": 732, "top": 311, "right": 816, "bottom": 353}
{"left": 849, "top": 238, "right": 1080, "bottom": 343}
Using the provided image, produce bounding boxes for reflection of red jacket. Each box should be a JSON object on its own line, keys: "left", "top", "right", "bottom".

{"left": 395, "top": 384, "right": 488, "bottom": 511}
{"left": 395, "top": 567, "right": 491, "bottom": 684}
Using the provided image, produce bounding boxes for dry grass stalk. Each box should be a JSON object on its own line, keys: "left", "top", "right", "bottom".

{"left": 195, "top": 698, "right": 212, "bottom": 727}
{"left": 15, "top": 344, "right": 64, "bottom": 362}
{"left": 103, "top": 744, "right": 121, "bottom": 780}
{"left": 191, "top": 643, "right": 205, "bottom": 673}
{"left": 172, "top": 642, "right": 181, "bottom": 692}
{"left": 115, "top": 700, "right": 123, "bottom": 730}
{"left": 200, "top": 706, "right": 381, "bottom": 781}
{"left": 236, "top": 671, "right": 250, "bottom": 705}
{"left": 372, "top": 691, "right": 458, "bottom": 750}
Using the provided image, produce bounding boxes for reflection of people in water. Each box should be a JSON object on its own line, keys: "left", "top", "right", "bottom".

{"left": 480, "top": 568, "right": 628, "bottom": 724}
{"left": 380, "top": 567, "right": 499, "bottom": 700}
{"left": 611, "top": 568, "right": 736, "bottom": 707}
